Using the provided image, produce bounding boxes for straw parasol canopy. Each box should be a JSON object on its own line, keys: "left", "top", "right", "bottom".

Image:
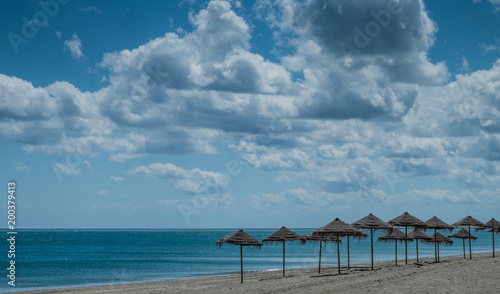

{"left": 452, "top": 216, "right": 485, "bottom": 260}
{"left": 388, "top": 212, "right": 427, "bottom": 264}
{"left": 483, "top": 218, "right": 500, "bottom": 258}
{"left": 216, "top": 229, "right": 262, "bottom": 283}
{"left": 448, "top": 229, "right": 477, "bottom": 259}
{"left": 352, "top": 213, "right": 393, "bottom": 270}
{"left": 424, "top": 216, "right": 453, "bottom": 262}
{"left": 313, "top": 218, "right": 365, "bottom": 274}
{"left": 423, "top": 233, "right": 453, "bottom": 246}
{"left": 304, "top": 231, "right": 341, "bottom": 273}
{"left": 407, "top": 229, "right": 431, "bottom": 263}
{"left": 262, "top": 226, "right": 305, "bottom": 277}
{"left": 378, "top": 228, "right": 413, "bottom": 266}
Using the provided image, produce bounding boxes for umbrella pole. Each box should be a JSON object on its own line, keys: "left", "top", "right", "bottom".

{"left": 347, "top": 236, "right": 350, "bottom": 270}
{"left": 437, "top": 242, "right": 440, "bottom": 262}
{"left": 416, "top": 239, "right": 419, "bottom": 263}
{"left": 395, "top": 240, "right": 398, "bottom": 266}
{"left": 493, "top": 230, "right": 495, "bottom": 258}
{"left": 434, "top": 228, "right": 437, "bottom": 263}
{"left": 283, "top": 241, "right": 285, "bottom": 278}
{"left": 318, "top": 241, "right": 322, "bottom": 273}
{"left": 463, "top": 239, "right": 465, "bottom": 259}
{"left": 337, "top": 235, "right": 341, "bottom": 275}
{"left": 370, "top": 228, "right": 374, "bottom": 270}
{"left": 240, "top": 245, "right": 243, "bottom": 283}
{"left": 468, "top": 226, "right": 472, "bottom": 260}
{"left": 405, "top": 226, "right": 408, "bottom": 265}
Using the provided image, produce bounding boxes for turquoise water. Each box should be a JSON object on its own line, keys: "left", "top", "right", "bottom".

{"left": 0, "top": 229, "right": 497, "bottom": 293}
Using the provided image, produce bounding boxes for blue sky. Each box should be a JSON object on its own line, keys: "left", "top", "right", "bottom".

{"left": 1, "top": 0, "right": 500, "bottom": 229}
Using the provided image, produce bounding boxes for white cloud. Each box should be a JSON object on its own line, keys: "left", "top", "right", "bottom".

{"left": 110, "top": 175, "right": 124, "bottom": 182}
{"left": 474, "top": 0, "right": 500, "bottom": 11}
{"left": 52, "top": 162, "right": 80, "bottom": 176}
{"left": 15, "top": 162, "right": 31, "bottom": 172}
{"left": 275, "top": 175, "right": 292, "bottom": 182}
{"left": 109, "top": 153, "right": 145, "bottom": 163}
{"left": 98, "top": 189, "right": 111, "bottom": 196}
{"left": 461, "top": 56, "right": 469, "bottom": 72}
{"left": 64, "top": 32, "right": 85, "bottom": 59}
{"left": 79, "top": 5, "right": 102, "bottom": 14}
{"left": 242, "top": 149, "right": 311, "bottom": 171}
{"left": 131, "top": 162, "right": 228, "bottom": 194}
{"left": 2, "top": 0, "right": 500, "bottom": 201}
{"left": 251, "top": 188, "right": 328, "bottom": 209}
{"left": 404, "top": 189, "right": 480, "bottom": 204}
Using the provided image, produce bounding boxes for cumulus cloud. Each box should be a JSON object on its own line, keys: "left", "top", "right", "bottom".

{"left": 260, "top": 0, "right": 449, "bottom": 120}
{"left": 251, "top": 188, "right": 327, "bottom": 210}
{"left": 98, "top": 189, "right": 111, "bottom": 196}
{"left": 15, "top": 161, "right": 31, "bottom": 172}
{"left": 2, "top": 0, "right": 500, "bottom": 204}
{"left": 52, "top": 162, "right": 80, "bottom": 176}
{"left": 110, "top": 175, "right": 123, "bottom": 182}
{"left": 64, "top": 33, "right": 85, "bottom": 59}
{"left": 131, "top": 162, "right": 228, "bottom": 194}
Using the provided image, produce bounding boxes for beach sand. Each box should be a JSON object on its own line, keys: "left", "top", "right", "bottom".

{"left": 20, "top": 252, "right": 500, "bottom": 294}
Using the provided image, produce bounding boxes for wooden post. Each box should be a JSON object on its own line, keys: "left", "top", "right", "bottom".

{"left": 370, "top": 228, "right": 374, "bottom": 270}
{"left": 434, "top": 229, "right": 437, "bottom": 262}
{"left": 416, "top": 239, "right": 419, "bottom": 263}
{"left": 405, "top": 226, "right": 408, "bottom": 265}
{"left": 437, "top": 242, "right": 440, "bottom": 262}
{"left": 282, "top": 241, "right": 285, "bottom": 277}
{"left": 395, "top": 240, "right": 398, "bottom": 266}
{"left": 469, "top": 226, "right": 472, "bottom": 259}
{"left": 463, "top": 239, "right": 466, "bottom": 259}
{"left": 240, "top": 245, "right": 243, "bottom": 283}
{"left": 337, "top": 235, "right": 341, "bottom": 275}
{"left": 318, "top": 241, "right": 322, "bottom": 273}
{"left": 493, "top": 230, "right": 495, "bottom": 258}
{"left": 347, "top": 236, "right": 350, "bottom": 270}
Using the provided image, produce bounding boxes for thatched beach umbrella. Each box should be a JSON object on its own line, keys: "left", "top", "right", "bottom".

{"left": 305, "top": 232, "right": 341, "bottom": 273}
{"left": 448, "top": 228, "right": 477, "bottom": 259}
{"left": 424, "top": 216, "right": 453, "bottom": 262}
{"left": 216, "top": 229, "right": 262, "bottom": 283}
{"left": 262, "top": 226, "right": 305, "bottom": 277}
{"left": 313, "top": 218, "right": 365, "bottom": 274}
{"left": 352, "top": 213, "right": 393, "bottom": 270}
{"left": 378, "top": 228, "right": 413, "bottom": 266}
{"left": 422, "top": 232, "right": 453, "bottom": 261}
{"left": 407, "top": 229, "right": 431, "bottom": 263}
{"left": 483, "top": 218, "right": 500, "bottom": 258}
{"left": 452, "top": 216, "right": 485, "bottom": 260}
{"left": 388, "top": 212, "right": 427, "bottom": 264}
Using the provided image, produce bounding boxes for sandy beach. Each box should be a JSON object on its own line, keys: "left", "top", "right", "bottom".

{"left": 19, "top": 252, "right": 499, "bottom": 294}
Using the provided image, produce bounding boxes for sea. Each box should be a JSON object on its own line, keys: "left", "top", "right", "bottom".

{"left": 0, "top": 229, "right": 497, "bottom": 293}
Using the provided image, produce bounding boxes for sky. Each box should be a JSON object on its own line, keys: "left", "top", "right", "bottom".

{"left": 1, "top": 0, "right": 500, "bottom": 229}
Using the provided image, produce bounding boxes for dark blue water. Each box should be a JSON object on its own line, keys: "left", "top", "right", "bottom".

{"left": 0, "top": 229, "right": 497, "bottom": 293}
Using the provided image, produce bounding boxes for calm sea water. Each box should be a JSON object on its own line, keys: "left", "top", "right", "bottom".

{"left": 0, "top": 229, "right": 497, "bottom": 293}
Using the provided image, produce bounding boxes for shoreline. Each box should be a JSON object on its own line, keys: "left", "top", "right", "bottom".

{"left": 15, "top": 251, "right": 500, "bottom": 294}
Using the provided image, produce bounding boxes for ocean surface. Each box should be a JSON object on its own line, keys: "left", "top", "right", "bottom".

{"left": 0, "top": 229, "right": 497, "bottom": 293}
